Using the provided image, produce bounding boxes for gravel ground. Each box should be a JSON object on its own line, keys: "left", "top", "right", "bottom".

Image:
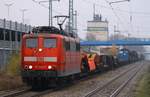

{"left": 92, "top": 61, "right": 143, "bottom": 97}
{"left": 0, "top": 74, "right": 24, "bottom": 91}
{"left": 41, "top": 61, "right": 147, "bottom": 97}
{"left": 115, "top": 61, "right": 150, "bottom": 97}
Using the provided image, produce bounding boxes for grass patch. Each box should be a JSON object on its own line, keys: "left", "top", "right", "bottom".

{"left": 0, "top": 53, "right": 24, "bottom": 90}
{"left": 5, "top": 52, "right": 21, "bottom": 76}
{"left": 134, "top": 68, "right": 150, "bottom": 97}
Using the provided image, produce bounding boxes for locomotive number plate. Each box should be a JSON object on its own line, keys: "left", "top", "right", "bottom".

{"left": 35, "top": 65, "right": 46, "bottom": 69}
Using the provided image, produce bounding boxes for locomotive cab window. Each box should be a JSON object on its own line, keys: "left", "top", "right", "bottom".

{"left": 44, "top": 38, "right": 56, "bottom": 48}
{"left": 26, "top": 38, "right": 38, "bottom": 48}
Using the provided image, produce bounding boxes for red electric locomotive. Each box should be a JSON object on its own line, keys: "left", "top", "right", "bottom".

{"left": 21, "top": 26, "right": 81, "bottom": 87}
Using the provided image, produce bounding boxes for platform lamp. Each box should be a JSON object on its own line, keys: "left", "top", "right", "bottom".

{"left": 5, "top": 3, "right": 13, "bottom": 20}
{"left": 20, "top": 9, "right": 28, "bottom": 24}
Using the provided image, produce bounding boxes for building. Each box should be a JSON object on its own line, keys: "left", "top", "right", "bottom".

{"left": 0, "top": 18, "right": 32, "bottom": 70}
{"left": 86, "top": 14, "right": 112, "bottom": 54}
{"left": 87, "top": 14, "right": 109, "bottom": 41}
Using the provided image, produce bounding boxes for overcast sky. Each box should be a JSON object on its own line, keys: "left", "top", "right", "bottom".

{"left": 0, "top": 0, "right": 150, "bottom": 39}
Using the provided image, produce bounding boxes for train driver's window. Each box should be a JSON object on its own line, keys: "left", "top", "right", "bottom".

{"left": 26, "top": 38, "right": 37, "bottom": 48}
{"left": 44, "top": 38, "right": 56, "bottom": 48}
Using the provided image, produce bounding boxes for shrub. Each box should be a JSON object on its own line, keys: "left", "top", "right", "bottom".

{"left": 6, "top": 52, "right": 21, "bottom": 76}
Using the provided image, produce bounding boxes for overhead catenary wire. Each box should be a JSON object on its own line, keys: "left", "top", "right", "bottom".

{"left": 82, "top": 0, "right": 150, "bottom": 16}
{"left": 105, "top": 0, "right": 129, "bottom": 32}
{"left": 32, "top": 0, "right": 63, "bottom": 15}
{"left": 81, "top": 0, "right": 133, "bottom": 38}
{"left": 82, "top": 0, "right": 129, "bottom": 31}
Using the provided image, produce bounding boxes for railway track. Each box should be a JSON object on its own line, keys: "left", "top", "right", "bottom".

{"left": 83, "top": 62, "right": 143, "bottom": 97}
{"left": 14, "top": 89, "right": 54, "bottom": 97}
{"left": 0, "top": 87, "right": 56, "bottom": 97}
{"left": 0, "top": 87, "right": 30, "bottom": 97}
{"left": 109, "top": 66, "right": 141, "bottom": 97}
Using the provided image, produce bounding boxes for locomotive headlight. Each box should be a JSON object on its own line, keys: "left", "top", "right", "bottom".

{"left": 39, "top": 48, "right": 42, "bottom": 52}
{"left": 29, "top": 65, "right": 33, "bottom": 69}
{"left": 48, "top": 65, "right": 52, "bottom": 70}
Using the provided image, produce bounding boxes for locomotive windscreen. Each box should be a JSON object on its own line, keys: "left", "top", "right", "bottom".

{"left": 44, "top": 38, "right": 56, "bottom": 48}
{"left": 26, "top": 38, "right": 38, "bottom": 48}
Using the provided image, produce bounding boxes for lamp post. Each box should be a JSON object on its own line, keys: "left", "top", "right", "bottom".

{"left": 20, "top": 9, "right": 28, "bottom": 24}
{"left": 49, "top": 0, "right": 52, "bottom": 26}
{"left": 73, "top": 10, "right": 77, "bottom": 33}
{"left": 5, "top": 3, "right": 13, "bottom": 20}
